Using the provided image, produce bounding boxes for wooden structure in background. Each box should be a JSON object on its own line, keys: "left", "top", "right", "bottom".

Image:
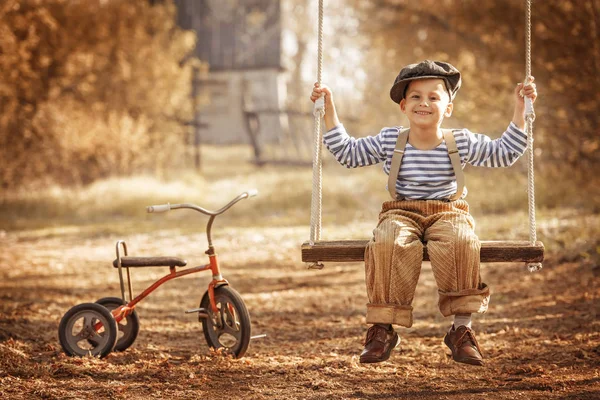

{"left": 173, "top": 0, "right": 313, "bottom": 167}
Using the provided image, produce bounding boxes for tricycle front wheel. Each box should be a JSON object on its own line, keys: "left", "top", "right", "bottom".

{"left": 200, "top": 286, "right": 251, "bottom": 358}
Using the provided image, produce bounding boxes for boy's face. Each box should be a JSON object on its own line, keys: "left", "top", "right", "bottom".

{"left": 399, "top": 78, "right": 453, "bottom": 129}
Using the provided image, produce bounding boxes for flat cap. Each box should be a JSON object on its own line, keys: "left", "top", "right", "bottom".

{"left": 390, "top": 60, "right": 461, "bottom": 103}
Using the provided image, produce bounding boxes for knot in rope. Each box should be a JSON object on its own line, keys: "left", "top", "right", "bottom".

{"left": 313, "top": 96, "right": 325, "bottom": 118}
{"left": 527, "top": 262, "right": 543, "bottom": 272}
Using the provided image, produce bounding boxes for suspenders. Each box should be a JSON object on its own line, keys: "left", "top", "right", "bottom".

{"left": 387, "top": 129, "right": 465, "bottom": 201}
{"left": 387, "top": 129, "right": 410, "bottom": 200}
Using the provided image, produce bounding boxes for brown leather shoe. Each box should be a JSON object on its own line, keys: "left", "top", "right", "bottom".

{"left": 359, "top": 324, "right": 399, "bottom": 364}
{"left": 444, "top": 325, "right": 484, "bottom": 366}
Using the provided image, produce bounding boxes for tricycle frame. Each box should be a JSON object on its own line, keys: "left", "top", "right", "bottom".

{"left": 113, "top": 240, "right": 227, "bottom": 325}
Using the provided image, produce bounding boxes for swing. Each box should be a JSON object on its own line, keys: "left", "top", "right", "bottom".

{"left": 302, "top": 0, "right": 545, "bottom": 271}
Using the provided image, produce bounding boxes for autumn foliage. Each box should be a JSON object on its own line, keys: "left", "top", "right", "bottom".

{"left": 0, "top": 0, "right": 202, "bottom": 189}
{"left": 1, "top": 0, "right": 598, "bottom": 198}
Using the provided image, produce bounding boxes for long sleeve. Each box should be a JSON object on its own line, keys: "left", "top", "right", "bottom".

{"left": 323, "top": 124, "right": 394, "bottom": 168}
{"left": 460, "top": 122, "right": 528, "bottom": 168}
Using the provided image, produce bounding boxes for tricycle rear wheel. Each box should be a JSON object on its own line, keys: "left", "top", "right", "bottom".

{"left": 200, "top": 285, "right": 251, "bottom": 358}
{"left": 58, "top": 302, "right": 118, "bottom": 358}
{"left": 95, "top": 297, "right": 139, "bottom": 352}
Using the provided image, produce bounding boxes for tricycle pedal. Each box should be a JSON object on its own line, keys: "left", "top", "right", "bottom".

{"left": 185, "top": 307, "right": 209, "bottom": 318}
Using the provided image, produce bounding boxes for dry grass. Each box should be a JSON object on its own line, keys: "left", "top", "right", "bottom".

{"left": 1, "top": 145, "right": 597, "bottom": 231}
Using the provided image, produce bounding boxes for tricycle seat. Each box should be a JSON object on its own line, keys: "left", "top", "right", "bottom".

{"left": 113, "top": 256, "right": 187, "bottom": 268}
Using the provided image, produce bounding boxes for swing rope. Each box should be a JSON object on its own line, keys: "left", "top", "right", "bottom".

{"left": 525, "top": 0, "right": 542, "bottom": 272}
{"left": 309, "top": 0, "right": 325, "bottom": 246}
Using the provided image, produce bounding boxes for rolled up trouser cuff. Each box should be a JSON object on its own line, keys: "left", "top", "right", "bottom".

{"left": 438, "top": 283, "right": 490, "bottom": 317}
{"left": 366, "top": 304, "right": 414, "bottom": 327}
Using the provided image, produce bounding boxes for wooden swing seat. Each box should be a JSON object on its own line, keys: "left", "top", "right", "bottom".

{"left": 302, "top": 240, "right": 544, "bottom": 263}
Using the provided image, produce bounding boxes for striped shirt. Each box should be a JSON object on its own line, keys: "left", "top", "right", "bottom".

{"left": 323, "top": 122, "right": 528, "bottom": 200}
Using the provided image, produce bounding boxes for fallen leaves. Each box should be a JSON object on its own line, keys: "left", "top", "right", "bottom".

{"left": 1, "top": 221, "right": 599, "bottom": 399}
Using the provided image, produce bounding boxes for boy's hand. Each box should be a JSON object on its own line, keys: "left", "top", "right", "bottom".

{"left": 310, "top": 82, "right": 334, "bottom": 105}
{"left": 512, "top": 76, "right": 537, "bottom": 129}
{"left": 515, "top": 76, "right": 537, "bottom": 107}
{"left": 310, "top": 82, "right": 339, "bottom": 130}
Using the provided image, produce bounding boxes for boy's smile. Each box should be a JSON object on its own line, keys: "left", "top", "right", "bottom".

{"left": 400, "top": 78, "right": 453, "bottom": 128}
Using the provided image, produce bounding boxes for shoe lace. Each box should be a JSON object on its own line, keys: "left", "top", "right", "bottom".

{"left": 364, "top": 325, "right": 384, "bottom": 346}
{"left": 456, "top": 328, "right": 483, "bottom": 355}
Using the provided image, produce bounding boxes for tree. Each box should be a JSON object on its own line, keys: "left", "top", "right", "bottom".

{"left": 0, "top": 0, "right": 205, "bottom": 189}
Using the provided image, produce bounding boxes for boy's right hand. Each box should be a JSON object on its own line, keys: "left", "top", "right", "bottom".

{"left": 310, "top": 82, "right": 333, "bottom": 105}
{"left": 310, "top": 82, "right": 339, "bottom": 129}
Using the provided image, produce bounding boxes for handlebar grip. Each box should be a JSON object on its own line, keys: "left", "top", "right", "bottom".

{"left": 246, "top": 189, "right": 259, "bottom": 198}
{"left": 147, "top": 203, "right": 171, "bottom": 213}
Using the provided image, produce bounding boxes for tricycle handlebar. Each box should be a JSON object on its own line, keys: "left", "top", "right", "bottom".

{"left": 146, "top": 189, "right": 258, "bottom": 252}
{"left": 146, "top": 189, "right": 258, "bottom": 216}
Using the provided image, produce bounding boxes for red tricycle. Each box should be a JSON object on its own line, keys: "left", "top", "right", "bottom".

{"left": 58, "top": 190, "right": 258, "bottom": 359}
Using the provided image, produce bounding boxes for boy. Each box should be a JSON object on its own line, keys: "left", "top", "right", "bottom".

{"left": 310, "top": 60, "right": 537, "bottom": 366}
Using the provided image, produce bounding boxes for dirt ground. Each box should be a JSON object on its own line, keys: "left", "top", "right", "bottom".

{"left": 0, "top": 220, "right": 598, "bottom": 399}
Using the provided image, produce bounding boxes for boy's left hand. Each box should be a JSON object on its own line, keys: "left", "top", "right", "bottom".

{"left": 515, "top": 76, "right": 537, "bottom": 106}
{"left": 512, "top": 76, "right": 537, "bottom": 129}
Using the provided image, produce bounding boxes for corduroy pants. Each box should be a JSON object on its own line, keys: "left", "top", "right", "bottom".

{"left": 364, "top": 199, "right": 490, "bottom": 327}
